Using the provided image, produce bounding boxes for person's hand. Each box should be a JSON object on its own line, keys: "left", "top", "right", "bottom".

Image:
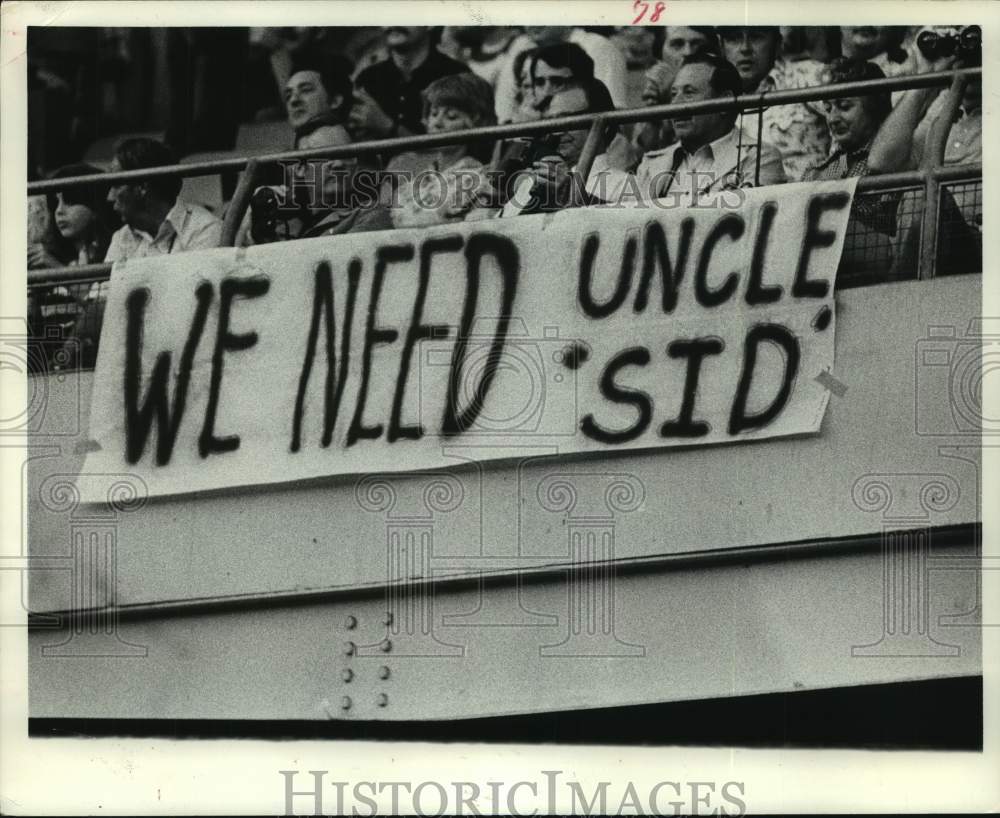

{"left": 531, "top": 155, "right": 571, "bottom": 198}
{"left": 443, "top": 177, "right": 480, "bottom": 218}
{"left": 605, "top": 132, "right": 639, "bottom": 172}
{"left": 27, "top": 243, "right": 62, "bottom": 270}
{"left": 362, "top": 103, "right": 397, "bottom": 139}
{"left": 642, "top": 60, "right": 676, "bottom": 106}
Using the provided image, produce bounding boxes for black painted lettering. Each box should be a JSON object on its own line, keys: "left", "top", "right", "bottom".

{"left": 199, "top": 276, "right": 270, "bottom": 457}
{"left": 728, "top": 323, "right": 800, "bottom": 435}
{"left": 388, "top": 236, "right": 460, "bottom": 442}
{"left": 290, "top": 258, "right": 362, "bottom": 452}
{"left": 346, "top": 244, "right": 412, "bottom": 446}
{"left": 695, "top": 213, "right": 744, "bottom": 307}
{"left": 441, "top": 233, "right": 519, "bottom": 436}
{"left": 633, "top": 218, "right": 694, "bottom": 314}
{"left": 124, "top": 283, "right": 213, "bottom": 465}
{"left": 577, "top": 231, "right": 635, "bottom": 318}
{"left": 745, "top": 202, "right": 782, "bottom": 305}
{"left": 792, "top": 191, "right": 850, "bottom": 298}
{"left": 581, "top": 347, "right": 652, "bottom": 444}
{"left": 659, "top": 337, "right": 724, "bottom": 438}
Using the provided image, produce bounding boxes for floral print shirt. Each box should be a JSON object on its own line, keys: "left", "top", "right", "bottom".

{"left": 747, "top": 58, "right": 832, "bottom": 182}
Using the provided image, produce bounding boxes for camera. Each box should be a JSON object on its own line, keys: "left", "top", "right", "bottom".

{"left": 500, "top": 133, "right": 564, "bottom": 169}
{"left": 917, "top": 25, "right": 981, "bottom": 64}
{"left": 914, "top": 318, "right": 999, "bottom": 436}
{"left": 418, "top": 318, "right": 580, "bottom": 438}
{"left": 249, "top": 185, "right": 283, "bottom": 244}
{"left": 527, "top": 132, "right": 564, "bottom": 164}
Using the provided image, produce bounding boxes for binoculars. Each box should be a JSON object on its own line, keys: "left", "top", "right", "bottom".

{"left": 917, "top": 26, "right": 981, "bottom": 63}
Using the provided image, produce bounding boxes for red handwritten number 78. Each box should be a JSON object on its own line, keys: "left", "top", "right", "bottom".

{"left": 632, "top": 0, "right": 665, "bottom": 24}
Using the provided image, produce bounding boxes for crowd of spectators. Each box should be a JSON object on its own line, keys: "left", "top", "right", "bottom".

{"left": 27, "top": 25, "right": 982, "bottom": 369}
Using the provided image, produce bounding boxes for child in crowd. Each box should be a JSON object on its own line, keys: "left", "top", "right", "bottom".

{"left": 27, "top": 164, "right": 118, "bottom": 372}
{"left": 28, "top": 163, "right": 116, "bottom": 269}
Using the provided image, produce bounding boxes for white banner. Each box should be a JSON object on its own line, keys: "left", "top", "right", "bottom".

{"left": 80, "top": 179, "right": 856, "bottom": 500}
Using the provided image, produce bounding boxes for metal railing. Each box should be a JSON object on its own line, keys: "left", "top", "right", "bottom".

{"left": 27, "top": 66, "right": 981, "bottom": 291}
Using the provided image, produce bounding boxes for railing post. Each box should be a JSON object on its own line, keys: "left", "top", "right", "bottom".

{"left": 220, "top": 158, "right": 260, "bottom": 247}
{"left": 571, "top": 117, "right": 605, "bottom": 207}
{"left": 918, "top": 175, "right": 941, "bottom": 282}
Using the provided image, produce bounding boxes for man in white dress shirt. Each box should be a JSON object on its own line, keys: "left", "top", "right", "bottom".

{"left": 604, "top": 53, "right": 786, "bottom": 207}
{"left": 104, "top": 137, "right": 221, "bottom": 264}
{"left": 71, "top": 138, "right": 222, "bottom": 367}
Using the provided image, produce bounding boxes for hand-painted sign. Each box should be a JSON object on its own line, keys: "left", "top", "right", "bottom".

{"left": 80, "top": 179, "right": 856, "bottom": 500}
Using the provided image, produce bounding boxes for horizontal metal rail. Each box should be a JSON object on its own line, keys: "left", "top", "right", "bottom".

{"left": 26, "top": 163, "right": 982, "bottom": 288}
{"left": 27, "top": 68, "right": 980, "bottom": 194}
{"left": 29, "top": 523, "right": 976, "bottom": 623}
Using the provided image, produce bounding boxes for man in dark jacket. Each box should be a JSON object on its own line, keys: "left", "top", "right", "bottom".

{"left": 349, "top": 27, "right": 469, "bottom": 139}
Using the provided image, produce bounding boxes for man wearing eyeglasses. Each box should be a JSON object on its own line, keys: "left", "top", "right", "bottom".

{"left": 500, "top": 78, "right": 617, "bottom": 216}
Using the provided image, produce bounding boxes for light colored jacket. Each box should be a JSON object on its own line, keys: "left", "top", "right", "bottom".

{"left": 635, "top": 125, "right": 787, "bottom": 204}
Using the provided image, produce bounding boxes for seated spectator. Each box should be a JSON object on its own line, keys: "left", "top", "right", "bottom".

{"left": 283, "top": 57, "right": 353, "bottom": 141}
{"left": 350, "top": 27, "right": 469, "bottom": 139}
{"left": 864, "top": 34, "right": 982, "bottom": 277}
{"left": 68, "top": 138, "right": 222, "bottom": 365}
{"left": 803, "top": 58, "right": 891, "bottom": 181}
{"left": 490, "top": 44, "right": 600, "bottom": 199}
{"left": 634, "top": 26, "right": 719, "bottom": 155}
{"left": 659, "top": 25, "right": 720, "bottom": 73}
{"left": 868, "top": 26, "right": 981, "bottom": 173}
{"left": 718, "top": 26, "right": 830, "bottom": 181}
{"left": 26, "top": 168, "right": 52, "bottom": 254}
{"left": 241, "top": 117, "right": 361, "bottom": 245}
{"left": 499, "top": 78, "right": 617, "bottom": 216}
{"left": 29, "top": 163, "right": 116, "bottom": 268}
{"left": 248, "top": 28, "right": 314, "bottom": 120}
{"left": 508, "top": 47, "right": 541, "bottom": 123}
{"left": 522, "top": 27, "right": 628, "bottom": 108}
{"left": 387, "top": 73, "right": 498, "bottom": 228}
{"left": 609, "top": 53, "right": 785, "bottom": 206}
{"left": 839, "top": 26, "right": 914, "bottom": 104}
{"left": 443, "top": 26, "right": 535, "bottom": 123}
{"left": 609, "top": 26, "right": 659, "bottom": 74}
{"left": 802, "top": 58, "right": 934, "bottom": 281}
{"left": 839, "top": 26, "right": 912, "bottom": 76}
{"left": 26, "top": 164, "right": 117, "bottom": 373}
{"left": 347, "top": 78, "right": 398, "bottom": 142}
{"left": 528, "top": 42, "right": 595, "bottom": 114}
{"left": 104, "top": 137, "right": 222, "bottom": 262}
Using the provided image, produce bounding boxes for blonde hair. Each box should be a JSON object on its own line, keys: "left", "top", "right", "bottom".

{"left": 421, "top": 73, "right": 497, "bottom": 127}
